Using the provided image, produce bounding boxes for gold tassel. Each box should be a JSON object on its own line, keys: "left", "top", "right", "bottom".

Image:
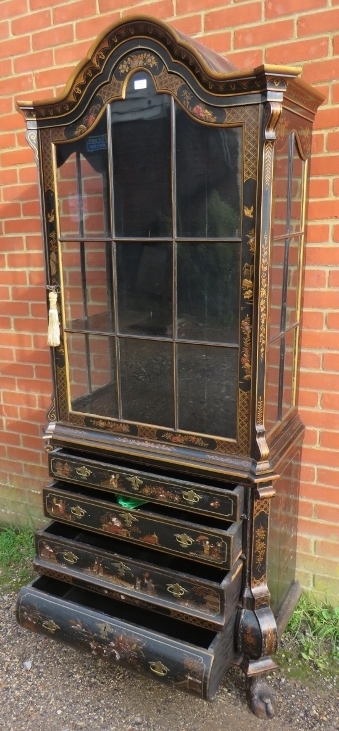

{"left": 47, "top": 290, "right": 60, "bottom": 347}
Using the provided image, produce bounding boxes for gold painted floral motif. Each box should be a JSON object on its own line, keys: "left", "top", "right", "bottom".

{"left": 246, "top": 228, "right": 255, "bottom": 255}
{"left": 52, "top": 460, "right": 72, "bottom": 479}
{"left": 118, "top": 53, "right": 158, "bottom": 74}
{"left": 241, "top": 315, "right": 252, "bottom": 381}
{"left": 244, "top": 205, "right": 253, "bottom": 218}
{"left": 259, "top": 234, "right": 269, "bottom": 360}
{"left": 74, "top": 103, "right": 101, "bottom": 136}
{"left": 255, "top": 524, "right": 266, "bottom": 572}
{"left": 181, "top": 89, "right": 217, "bottom": 123}
{"left": 276, "top": 115, "right": 290, "bottom": 139}
{"left": 91, "top": 419, "right": 130, "bottom": 433}
{"left": 242, "top": 277, "right": 253, "bottom": 303}
{"left": 161, "top": 432, "right": 209, "bottom": 448}
{"left": 300, "top": 126, "right": 312, "bottom": 154}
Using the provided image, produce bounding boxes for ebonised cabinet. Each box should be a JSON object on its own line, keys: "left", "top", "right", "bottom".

{"left": 16, "top": 16, "right": 322, "bottom": 716}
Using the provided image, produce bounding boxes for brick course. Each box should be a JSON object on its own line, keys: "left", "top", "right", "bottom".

{"left": 0, "top": 0, "right": 338, "bottom": 600}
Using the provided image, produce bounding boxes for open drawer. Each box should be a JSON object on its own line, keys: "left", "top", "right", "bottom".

{"left": 17, "top": 576, "right": 238, "bottom": 700}
{"left": 34, "top": 521, "right": 243, "bottom": 630}
{"left": 43, "top": 482, "right": 243, "bottom": 570}
{"left": 49, "top": 449, "right": 244, "bottom": 522}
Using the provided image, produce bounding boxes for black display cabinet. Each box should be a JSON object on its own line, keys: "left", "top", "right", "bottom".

{"left": 16, "top": 16, "right": 323, "bottom": 717}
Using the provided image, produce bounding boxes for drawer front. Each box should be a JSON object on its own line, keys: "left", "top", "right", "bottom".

{"left": 43, "top": 485, "right": 242, "bottom": 569}
{"left": 49, "top": 451, "right": 243, "bottom": 522}
{"left": 17, "top": 579, "right": 213, "bottom": 699}
{"left": 35, "top": 525, "right": 242, "bottom": 628}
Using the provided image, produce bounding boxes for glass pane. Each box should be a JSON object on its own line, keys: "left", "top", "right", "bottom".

{"left": 285, "top": 237, "right": 301, "bottom": 330}
{"left": 120, "top": 339, "right": 174, "bottom": 426}
{"left": 62, "top": 241, "right": 114, "bottom": 332}
{"left": 176, "top": 109, "right": 241, "bottom": 238}
{"left": 177, "top": 242, "right": 240, "bottom": 342}
{"left": 177, "top": 344, "right": 238, "bottom": 438}
{"left": 265, "top": 337, "right": 281, "bottom": 431}
{"left": 117, "top": 242, "right": 172, "bottom": 336}
{"left": 290, "top": 140, "right": 304, "bottom": 234}
{"left": 269, "top": 237, "right": 285, "bottom": 339}
{"left": 67, "top": 333, "right": 117, "bottom": 417}
{"left": 56, "top": 113, "right": 109, "bottom": 238}
{"left": 111, "top": 73, "right": 172, "bottom": 237}
{"left": 282, "top": 328, "right": 297, "bottom": 419}
{"left": 272, "top": 128, "right": 289, "bottom": 238}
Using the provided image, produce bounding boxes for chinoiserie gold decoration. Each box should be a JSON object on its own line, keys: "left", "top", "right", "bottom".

{"left": 182, "top": 490, "right": 201, "bottom": 504}
{"left": 149, "top": 661, "right": 170, "bottom": 676}
{"left": 47, "top": 290, "right": 60, "bottom": 347}
{"left": 127, "top": 476, "right": 143, "bottom": 491}
{"left": 62, "top": 551, "right": 79, "bottom": 564}
{"left": 70, "top": 506, "right": 87, "bottom": 519}
{"left": 167, "top": 583, "right": 188, "bottom": 598}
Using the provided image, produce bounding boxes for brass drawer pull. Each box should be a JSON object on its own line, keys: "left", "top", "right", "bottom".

{"left": 70, "top": 505, "right": 87, "bottom": 519}
{"left": 182, "top": 489, "right": 201, "bottom": 504}
{"left": 75, "top": 466, "right": 92, "bottom": 479}
{"left": 62, "top": 551, "right": 79, "bottom": 564}
{"left": 42, "top": 619, "right": 60, "bottom": 633}
{"left": 167, "top": 583, "right": 188, "bottom": 598}
{"left": 174, "top": 533, "right": 194, "bottom": 548}
{"left": 149, "top": 661, "right": 169, "bottom": 676}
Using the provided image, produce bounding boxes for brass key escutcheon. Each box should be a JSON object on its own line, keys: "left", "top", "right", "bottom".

{"left": 149, "top": 661, "right": 169, "bottom": 676}
{"left": 62, "top": 551, "right": 79, "bottom": 564}
{"left": 75, "top": 466, "right": 92, "bottom": 479}
{"left": 42, "top": 619, "right": 60, "bottom": 633}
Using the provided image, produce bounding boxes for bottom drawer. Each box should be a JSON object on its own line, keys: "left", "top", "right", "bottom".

{"left": 17, "top": 576, "right": 237, "bottom": 700}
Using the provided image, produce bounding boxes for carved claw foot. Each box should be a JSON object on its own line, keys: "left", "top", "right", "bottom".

{"left": 246, "top": 677, "right": 276, "bottom": 719}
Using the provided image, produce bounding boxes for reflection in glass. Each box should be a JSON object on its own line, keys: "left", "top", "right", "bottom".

{"left": 176, "top": 108, "right": 241, "bottom": 238}
{"left": 117, "top": 242, "right": 172, "bottom": 336}
{"left": 178, "top": 344, "right": 238, "bottom": 438}
{"left": 56, "top": 113, "right": 109, "bottom": 239}
{"left": 177, "top": 242, "right": 240, "bottom": 342}
{"left": 62, "top": 240, "right": 114, "bottom": 331}
{"left": 112, "top": 74, "right": 172, "bottom": 238}
{"left": 290, "top": 140, "right": 304, "bottom": 234}
{"left": 282, "top": 328, "right": 297, "bottom": 419}
{"left": 120, "top": 339, "right": 174, "bottom": 426}
{"left": 265, "top": 337, "right": 281, "bottom": 431}
{"left": 67, "top": 333, "right": 117, "bottom": 417}
{"left": 285, "top": 237, "right": 301, "bottom": 330}
{"left": 272, "top": 128, "right": 289, "bottom": 238}
{"left": 269, "top": 238, "right": 285, "bottom": 340}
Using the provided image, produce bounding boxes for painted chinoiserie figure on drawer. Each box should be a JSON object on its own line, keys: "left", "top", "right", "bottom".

{"left": 15, "top": 16, "right": 323, "bottom": 718}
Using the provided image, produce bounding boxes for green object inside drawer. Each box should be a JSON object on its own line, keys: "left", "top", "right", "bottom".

{"left": 116, "top": 495, "right": 148, "bottom": 510}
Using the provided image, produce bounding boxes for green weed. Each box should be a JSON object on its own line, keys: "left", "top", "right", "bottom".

{"left": 277, "top": 593, "right": 339, "bottom": 680}
{"left": 0, "top": 524, "right": 35, "bottom": 591}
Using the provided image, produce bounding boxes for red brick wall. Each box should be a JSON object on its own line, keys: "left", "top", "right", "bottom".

{"left": 0, "top": 0, "right": 338, "bottom": 602}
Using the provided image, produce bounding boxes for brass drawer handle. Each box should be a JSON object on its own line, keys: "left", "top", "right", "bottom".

{"left": 149, "top": 661, "right": 169, "bottom": 676}
{"left": 62, "top": 551, "right": 79, "bottom": 564}
{"left": 75, "top": 466, "right": 92, "bottom": 479}
{"left": 182, "top": 489, "right": 201, "bottom": 505}
{"left": 42, "top": 619, "right": 60, "bottom": 633}
{"left": 70, "top": 506, "right": 87, "bottom": 519}
{"left": 167, "top": 583, "right": 188, "bottom": 598}
{"left": 174, "top": 533, "right": 194, "bottom": 548}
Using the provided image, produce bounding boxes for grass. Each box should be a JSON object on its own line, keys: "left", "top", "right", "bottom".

{"left": 277, "top": 593, "right": 339, "bottom": 683}
{"left": 0, "top": 523, "right": 35, "bottom": 591}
